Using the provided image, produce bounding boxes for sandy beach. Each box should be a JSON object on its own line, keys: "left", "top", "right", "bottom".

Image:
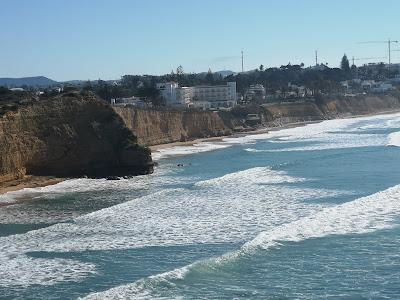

{"left": 0, "top": 176, "right": 63, "bottom": 200}
{"left": 149, "top": 120, "right": 320, "bottom": 151}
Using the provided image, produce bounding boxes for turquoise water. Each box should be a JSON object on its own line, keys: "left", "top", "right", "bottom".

{"left": 1, "top": 113, "right": 400, "bottom": 299}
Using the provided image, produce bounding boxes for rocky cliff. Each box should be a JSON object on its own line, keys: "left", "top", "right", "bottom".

{"left": 262, "top": 95, "right": 400, "bottom": 126}
{"left": 0, "top": 92, "right": 153, "bottom": 184}
{"left": 113, "top": 107, "right": 232, "bottom": 146}
{"left": 114, "top": 94, "right": 400, "bottom": 146}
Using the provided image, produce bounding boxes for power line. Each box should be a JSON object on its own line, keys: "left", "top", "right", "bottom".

{"left": 358, "top": 39, "right": 399, "bottom": 73}
{"left": 351, "top": 56, "right": 386, "bottom": 66}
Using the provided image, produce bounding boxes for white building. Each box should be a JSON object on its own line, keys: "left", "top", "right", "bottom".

{"left": 371, "top": 82, "right": 393, "bottom": 93}
{"left": 157, "top": 82, "right": 237, "bottom": 109}
{"left": 245, "top": 84, "right": 266, "bottom": 102}
{"left": 156, "top": 82, "right": 180, "bottom": 106}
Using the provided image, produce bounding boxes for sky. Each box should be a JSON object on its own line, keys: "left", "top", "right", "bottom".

{"left": 1, "top": 0, "right": 400, "bottom": 81}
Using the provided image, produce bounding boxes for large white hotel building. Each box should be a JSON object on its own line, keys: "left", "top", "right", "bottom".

{"left": 156, "top": 82, "right": 237, "bottom": 109}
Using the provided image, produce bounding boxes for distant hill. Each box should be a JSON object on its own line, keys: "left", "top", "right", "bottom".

{"left": 0, "top": 76, "right": 59, "bottom": 88}
{"left": 62, "top": 80, "right": 87, "bottom": 86}
{"left": 197, "top": 70, "right": 236, "bottom": 78}
{"left": 215, "top": 70, "right": 236, "bottom": 77}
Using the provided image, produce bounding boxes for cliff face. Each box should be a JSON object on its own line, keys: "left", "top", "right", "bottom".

{"left": 115, "top": 94, "right": 400, "bottom": 147}
{"left": 113, "top": 108, "right": 232, "bottom": 146}
{"left": 262, "top": 95, "right": 400, "bottom": 126}
{"left": 0, "top": 92, "right": 153, "bottom": 184}
{"left": 262, "top": 102, "right": 325, "bottom": 126}
{"left": 320, "top": 95, "right": 400, "bottom": 116}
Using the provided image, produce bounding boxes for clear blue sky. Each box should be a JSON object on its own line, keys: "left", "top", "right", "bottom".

{"left": 1, "top": 0, "right": 400, "bottom": 81}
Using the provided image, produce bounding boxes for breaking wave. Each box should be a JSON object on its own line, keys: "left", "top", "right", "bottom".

{"left": 82, "top": 184, "right": 400, "bottom": 299}
{"left": 387, "top": 131, "right": 400, "bottom": 147}
{"left": 0, "top": 167, "right": 345, "bottom": 287}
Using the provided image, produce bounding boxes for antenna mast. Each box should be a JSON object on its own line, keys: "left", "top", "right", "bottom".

{"left": 241, "top": 51, "right": 244, "bottom": 72}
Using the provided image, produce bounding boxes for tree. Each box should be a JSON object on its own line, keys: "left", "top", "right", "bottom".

{"left": 0, "top": 86, "right": 9, "bottom": 95}
{"left": 341, "top": 54, "right": 350, "bottom": 72}
{"left": 205, "top": 68, "right": 214, "bottom": 83}
{"left": 176, "top": 65, "right": 184, "bottom": 75}
{"left": 259, "top": 64, "right": 264, "bottom": 71}
{"left": 82, "top": 80, "right": 93, "bottom": 91}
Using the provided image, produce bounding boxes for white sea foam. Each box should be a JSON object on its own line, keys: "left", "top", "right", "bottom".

{"left": 357, "top": 113, "right": 400, "bottom": 130}
{"left": 0, "top": 255, "right": 96, "bottom": 287}
{"left": 0, "top": 167, "right": 180, "bottom": 223}
{"left": 152, "top": 142, "right": 231, "bottom": 160}
{"left": 82, "top": 184, "right": 400, "bottom": 299}
{"left": 387, "top": 131, "right": 400, "bottom": 147}
{"left": 245, "top": 133, "right": 386, "bottom": 153}
{"left": 195, "top": 167, "right": 306, "bottom": 187}
{"left": 0, "top": 167, "right": 345, "bottom": 287}
{"left": 0, "top": 167, "right": 170, "bottom": 201}
{"left": 0, "top": 177, "right": 150, "bottom": 206}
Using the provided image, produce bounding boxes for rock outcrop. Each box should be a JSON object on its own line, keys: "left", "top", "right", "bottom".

{"left": 0, "top": 92, "right": 153, "bottom": 184}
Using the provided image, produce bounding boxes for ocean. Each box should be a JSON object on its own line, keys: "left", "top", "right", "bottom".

{"left": 1, "top": 112, "right": 400, "bottom": 299}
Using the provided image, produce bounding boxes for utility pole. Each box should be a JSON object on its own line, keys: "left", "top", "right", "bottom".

{"left": 241, "top": 51, "right": 244, "bottom": 73}
{"left": 387, "top": 38, "right": 398, "bottom": 73}
{"left": 350, "top": 56, "right": 387, "bottom": 79}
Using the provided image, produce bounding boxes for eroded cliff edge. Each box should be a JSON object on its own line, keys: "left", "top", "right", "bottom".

{"left": 0, "top": 91, "right": 153, "bottom": 185}
{"left": 114, "top": 94, "right": 400, "bottom": 146}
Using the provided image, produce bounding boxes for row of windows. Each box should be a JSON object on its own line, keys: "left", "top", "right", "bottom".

{"left": 193, "top": 90, "right": 227, "bottom": 93}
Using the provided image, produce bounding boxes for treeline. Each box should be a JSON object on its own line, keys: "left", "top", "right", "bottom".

{"left": 5, "top": 55, "right": 395, "bottom": 106}
{"left": 80, "top": 64, "right": 352, "bottom": 104}
{"left": 84, "top": 68, "right": 227, "bottom": 103}
{"left": 227, "top": 64, "right": 350, "bottom": 95}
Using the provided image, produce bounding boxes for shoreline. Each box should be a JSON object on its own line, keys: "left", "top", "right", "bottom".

{"left": 150, "top": 109, "right": 400, "bottom": 152}
{"left": 149, "top": 120, "right": 317, "bottom": 152}
{"left": 0, "top": 176, "right": 63, "bottom": 201}
{"left": 2, "top": 109, "right": 400, "bottom": 197}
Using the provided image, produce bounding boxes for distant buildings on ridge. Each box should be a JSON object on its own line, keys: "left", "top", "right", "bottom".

{"left": 156, "top": 82, "right": 237, "bottom": 109}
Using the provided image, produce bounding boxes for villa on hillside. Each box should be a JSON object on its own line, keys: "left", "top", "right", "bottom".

{"left": 156, "top": 82, "right": 237, "bottom": 109}
{"left": 340, "top": 79, "right": 394, "bottom": 94}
